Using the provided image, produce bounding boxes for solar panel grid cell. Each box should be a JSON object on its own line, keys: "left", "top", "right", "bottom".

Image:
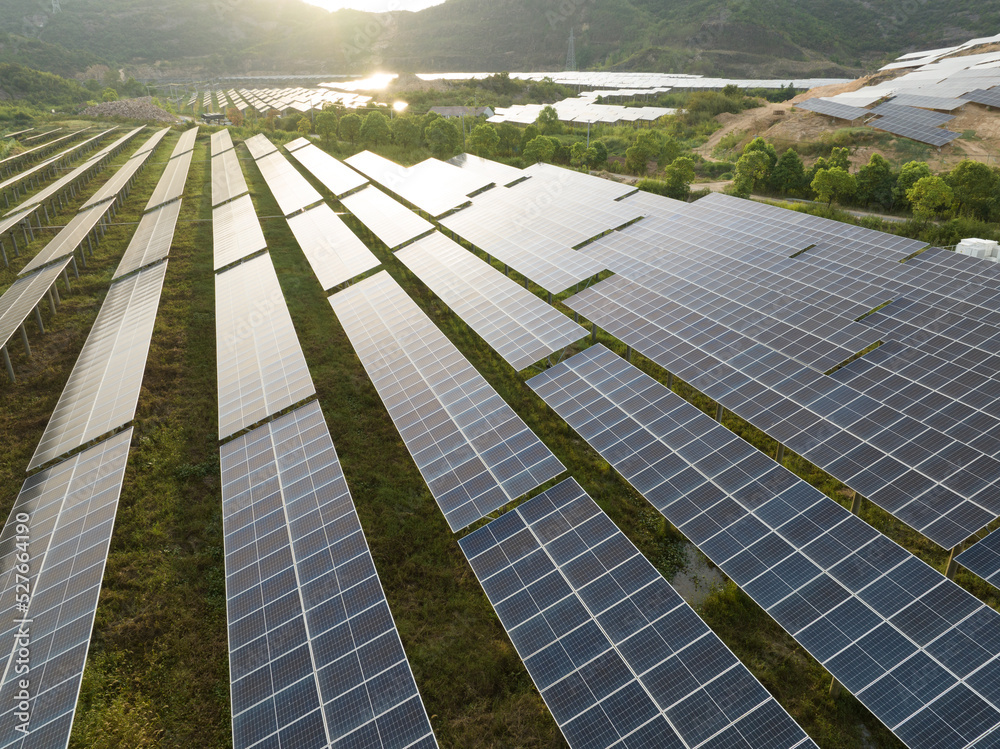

{"left": 286, "top": 203, "right": 380, "bottom": 290}
{"left": 213, "top": 194, "right": 267, "bottom": 271}
{"left": 114, "top": 200, "right": 182, "bottom": 279}
{"left": 339, "top": 186, "right": 435, "bottom": 251}
{"left": 253, "top": 149, "right": 323, "bottom": 217}
{"left": 288, "top": 144, "right": 368, "bottom": 197}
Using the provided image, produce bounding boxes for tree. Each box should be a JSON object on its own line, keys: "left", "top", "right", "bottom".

{"left": 536, "top": 105, "right": 562, "bottom": 135}
{"left": 265, "top": 109, "right": 279, "bottom": 132}
{"left": 732, "top": 150, "right": 770, "bottom": 197}
{"left": 660, "top": 156, "right": 695, "bottom": 200}
{"left": 390, "top": 116, "right": 421, "bottom": 149}
{"left": 893, "top": 161, "right": 931, "bottom": 210}
{"left": 590, "top": 141, "right": 608, "bottom": 170}
{"left": 768, "top": 148, "right": 807, "bottom": 196}
{"left": 467, "top": 123, "right": 500, "bottom": 158}
{"left": 624, "top": 131, "right": 666, "bottom": 175}
{"left": 297, "top": 116, "right": 312, "bottom": 135}
{"left": 497, "top": 123, "right": 521, "bottom": 157}
{"left": 570, "top": 142, "right": 588, "bottom": 168}
{"left": 907, "top": 176, "right": 953, "bottom": 221}
{"left": 315, "top": 110, "right": 338, "bottom": 142}
{"left": 827, "top": 146, "right": 850, "bottom": 171}
{"left": 102, "top": 87, "right": 118, "bottom": 102}
{"left": 811, "top": 166, "right": 857, "bottom": 207}
{"left": 522, "top": 135, "right": 555, "bottom": 164}
{"left": 855, "top": 153, "right": 896, "bottom": 210}
{"left": 721, "top": 84, "right": 740, "bottom": 99}
{"left": 360, "top": 111, "right": 391, "bottom": 147}
{"left": 946, "top": 160, "right": 999, "bottom": 220}
{"left": 425, "top": 117, "right": 460, "bottom": 158}
{"left": 742, "top": 136, "right": 778, "bottom": 174}
{"left": 339, "top": 113, "right": 362, "bottom": 144}
{"left": 226, "top": 107, "right": 243, "bottom": 127}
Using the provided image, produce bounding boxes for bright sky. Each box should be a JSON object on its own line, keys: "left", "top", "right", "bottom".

{"left": 302, "top": 0, "right": 445, "bottom": 12}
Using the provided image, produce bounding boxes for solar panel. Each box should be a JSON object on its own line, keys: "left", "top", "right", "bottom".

{"left": 114, "top": 200, "right": 181, "bottom": 280}
{"left": 253, "top": 150, "right": 323, "bottom": 217}
{"left": 521, "top": 163, "right": 638, "bottom": 202}
{"left": 0, "top": 258, "right": 73, "bottom": 352}
{"left": 18, "top": 203, "right": 110, "bottom": 277}
{"left": 145, "top": 149, "right": 193, "bottom": 211}
{"left": 211, "top": 129, "right": 235, "bottom": 157}
{"left": 868, "top": 103, "right": 956, "bottom": 126}
{"left": 0, "top": 429, "right": 131, "bottom": 749}
{"left": 222, "top": 401, "right": 438, "bottom": 749}
{"left": 329, "top": 271, "right": 565, "bottom": 531}
{"left": 80, "top": 134, "right": 162, "bottom": 211}
{"left": 960, "top": 88, "right": 1000, "bottom": 108}
{"left": 447, "top": 153, "right": 525, "bottom": 187}
{"left": 284, "top": 136, "right": 312, "bottom": 152}
{"left": 528, "top": 344, "right": 1000, "bottom": 749}
{"left": 131, "top": 127, "right": 170, "bottom": 157}
{"left": 396, "top": 232, "right": 588, "bottom": 370}
{"left": 344, "top": 151, "right": 471, "bottom": 219}
{"left": 287, "top": 144, "right": 368, "bottom": 197}
{"left": 871, "top": 118, "right": 961, "bottom": 147}
{"left": 339, "top": 186, "right": 434, "bottom": 250}
{"left": 407, "top": 157, "right": 495, "bottom": 197}
{"left": 170, "top": 127, "right": 199, "bottom": 158}
{"left": 244, "top": 133, "right": 278, "bottom": 160}
{"left": 286, "top": 204, "right": 380, "bottom": 290}
{"left": 213, "top": 195, "right": 267, "bottom": 271}
{"left": 212, "top": 148, "right": 250, "bottom": 208}
{"left": 887, "top": 94, "right": 968, "bottom": 111}
{"left": 460, "top": 477, "right": 817, "bottom": 749}
{"left": 28, "top": 262, "right": 167, "bottom": 470}
{"left": 794, "top": 98, "right": 872, "bottom": 121}
{"left": 216, "top": 253, "right": 316, "bottom": 439}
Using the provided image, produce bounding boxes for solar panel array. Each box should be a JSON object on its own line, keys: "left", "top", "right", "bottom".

{"left": 339, "top": 186, "right": 434, "bottom": 250}
{"left": 253, "top": 150, "right": 323, "bottom": 217}
{"left": 460, "top": 477, "right": 817, "bottom": 749}
{"left": 869, "top": 103, "right": 956, "bottom": 126}
{"left": 145, "top": 149, "right": 193, "bottom": 211}
{"left": 28, "top": 262, "right": 167, "bottom": 470}
{"left": 886, "top": 94, "right": 968, "bottom": 111}
{"left": 222, "top": 400, "right": 438, "bottom": 749}
{"left": 956, "top": 530, "right": 1000, "bottom": 591}
{"left": 286, "top": 204, "right": 380, "bottom": 290}
{"left": 244, "top": 133, "right": 278, "bottom": 160}
{"left": 0, "top": 257, "right": 73, "bottom": 352}
{"left": 216, "top": 253, "right": 316, "bottom": 439}
{"left": 113, "top": 200, "right": 182, "bottom": 280}
{"left": 80, "top": 129, "right": 167, "bottom": 210}
{"left": 528, "top": 344, "right": 1000, "bottom": 749}
{"left": 961, "top": 88, "right": 1000, "bottom": 108}
{"left": 568, "top": 191, "right": 1000, "bottom": 550}
{"left": 171, "top": 127, "right": 199, "bottom": 158}
{"left": 18, "top": 202, "right": 111, "bottom": 276}
{"left": 344, "top": 151, "right": 477, "bottom": 218}
{"left": 213, "top": 194, "right": 267, "bottom": 271}
{"left": 0, "top": 430, "right": 132, "bottom": 749}
{"left": 287, "top": 143, "right": 368, "bottom": 197}
{"left": 211, "top": 129, "right": 235, "bottom": 157}
{"left": 871, "top": 118, "right": 961, "bottom": 147}
{"left": 396, "top": 232, "right": 588, "bottom": 370}
{"left": 212, "top": 148, "right": 250, "bottom": 207}
{"left": 329, "top": 271, "right": 565, "bottom": 531}
{"left": 284, "top": 136, "right": 311, "bottom": 152}
{"left": 794, "top": 98, "right": 872, "bottom": 121}
{"left": 447, "top": 152, "right": 525, "bottom": 188}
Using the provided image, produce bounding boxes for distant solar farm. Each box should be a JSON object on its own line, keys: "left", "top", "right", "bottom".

{"left": 3, "top": 114, "right": 1000, "bottom": 749}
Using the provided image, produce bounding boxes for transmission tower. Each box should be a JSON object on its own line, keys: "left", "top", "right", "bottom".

{"left": 566, "top": 29, "right": 577, "bottom": 71}
{"left": 51, "top": 0, "right": 61, "bottom": 13}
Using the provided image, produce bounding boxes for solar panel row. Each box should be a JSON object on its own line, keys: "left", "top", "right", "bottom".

{"left": 222, "top": 401, "right": 438, "bottom": 749}
{"left": 253, "top": 150, "right": 323, "bottom": 217}
{"left": 213, "top": 194, "right": 267, "bottom": 271}
{"left": 329, "top": 271, "right": 565, "bottom": 531}
{"left": 287, "top": 143, "right": 368, "bottom": 198}
{"left": 212, "top": 148, "right": 250, "bottom": 208}
{"left": 340, "top": 186, "right": 435, "bottom": 251}
{"left": 396, "top": 231, "right": 588, "bottom": 370}
{"left": 285, "top": 203, "right": 380, "bottom": 290}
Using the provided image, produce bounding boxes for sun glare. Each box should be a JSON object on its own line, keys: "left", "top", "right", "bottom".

{"left": 301, "top": 0, "right": 446, "bottom": 12}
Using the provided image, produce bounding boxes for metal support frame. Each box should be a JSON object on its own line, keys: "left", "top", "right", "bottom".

{"left": 849, "top": 491, "right": 862, "bottom": 515}
{"left": 19, "top": 325, "right": 30, "bottom": 357}
{"left": 2, "top": 346, "right": 13, "bottom": 383}
{"left": 34, "top": 306, "right": 44, "bottom": 334}
{"left": 591, "top": 322, "right": 597, "bottom": 344}
{"left": 715, "top": 403, "right": 724, "bottom": 422}
{"left": 775, "top": 444, "right": 785, "bottom": 463}
{"left": 945, "top": 545, "right": 961, "bottom": 580}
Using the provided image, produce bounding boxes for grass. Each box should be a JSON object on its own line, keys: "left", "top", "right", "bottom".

{"left": 0, "top": 126, "right": 991, "bottom": 749}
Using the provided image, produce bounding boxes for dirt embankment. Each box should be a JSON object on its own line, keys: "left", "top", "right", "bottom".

{"left": 80, "top": 96, "right": 178, "bottom": 122}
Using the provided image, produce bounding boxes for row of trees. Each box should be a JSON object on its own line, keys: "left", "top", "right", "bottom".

{"left": 730, "top": 137, "right": 1000, "bottom": 221}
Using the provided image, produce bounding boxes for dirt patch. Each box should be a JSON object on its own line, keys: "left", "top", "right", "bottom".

{"left": 80, "top": 96, "right": 178, "bottom": 122}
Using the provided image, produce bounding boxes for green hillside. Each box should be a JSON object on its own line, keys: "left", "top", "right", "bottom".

{"left": 0, "top": 0, "right": 997, "bottom": 79}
